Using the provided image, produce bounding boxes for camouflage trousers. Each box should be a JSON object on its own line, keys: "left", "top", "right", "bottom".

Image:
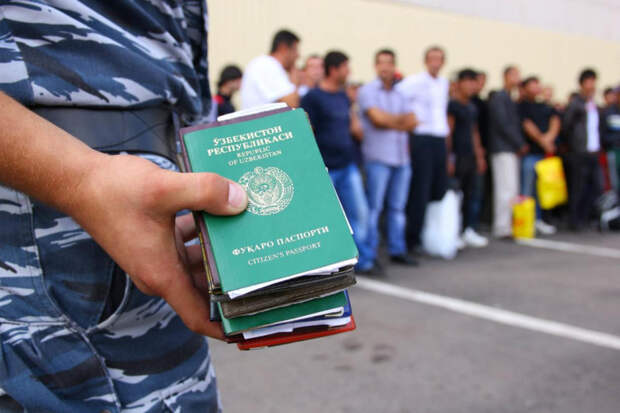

{"left": 0, "top": 154, "right": 221, "bottom": 412}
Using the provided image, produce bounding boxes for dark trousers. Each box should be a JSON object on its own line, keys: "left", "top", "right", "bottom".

{"left": 406, "top": 134, "right": 448, "bottom": 247}
{"left": 565, "top": 152, "right": 603, "bottom": 229}
{"left": 455, "top": 155, "right": 484, "bottom": 231}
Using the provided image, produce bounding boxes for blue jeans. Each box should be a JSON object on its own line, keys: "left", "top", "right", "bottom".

{"left": 328, "top": 163, "right": 373, "bottom": 270}
{"left": 364, "top": 161, "right": 411, "bottom": 261}
{"left": 521, "top": 154, "right": 544, "bottom": 219}
{"left": 0, "top": 155, "right": 220, "bottom": 413}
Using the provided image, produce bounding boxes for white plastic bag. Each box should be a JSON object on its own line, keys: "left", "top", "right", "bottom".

{"left": 421, "top": 189, "right": 461, "bottom": 260}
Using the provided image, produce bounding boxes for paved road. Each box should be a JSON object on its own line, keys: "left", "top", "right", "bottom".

{"left": 209, "top": 231, "right": 620, "bottom": 413}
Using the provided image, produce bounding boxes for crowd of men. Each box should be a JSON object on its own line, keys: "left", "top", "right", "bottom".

{"left": 216, "top": 29, "right": 620, "bottom": 276}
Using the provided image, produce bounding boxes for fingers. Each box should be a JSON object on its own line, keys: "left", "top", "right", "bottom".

{"left": 175, "top": 213, "right": 198, "bottom": 242}
{"left": 130, "top": 234, "right": 224, "bottom": 339}
{"left": 162, "top": 277, "right": 225, "bottom": 340}
{"left": 162, "top": 171, "right": 247, "bottom": 215}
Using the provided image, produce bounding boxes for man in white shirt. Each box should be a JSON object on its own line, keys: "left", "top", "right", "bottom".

{"left": 395, "top": 46, "right": 450, "bottom": 251}
{"left": 241, "top": 29, "right": 301, "bottom": 109}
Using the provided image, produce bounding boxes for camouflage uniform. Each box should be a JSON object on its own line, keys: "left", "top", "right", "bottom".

{"left": 0, "top": 1, "right": 220, "bottom": 412}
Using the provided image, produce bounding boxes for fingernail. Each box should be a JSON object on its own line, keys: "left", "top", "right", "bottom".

{"left": 227, "top": 182, "right": 247, "bottom": 209}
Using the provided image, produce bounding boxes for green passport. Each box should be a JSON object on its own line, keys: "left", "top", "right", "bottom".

{"left": 179, "top": 106, "right": 358, "bottom": 298}
{"left": 219, "top": 291, "right": 348, "bottom": 335}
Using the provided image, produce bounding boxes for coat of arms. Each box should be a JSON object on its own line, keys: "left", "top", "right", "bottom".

{"left": 238, "top": 166, "right": 294, "bottom": 215}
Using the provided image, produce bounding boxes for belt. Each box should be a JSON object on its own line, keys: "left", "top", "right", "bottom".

{"left": 31, "top": 106, "right": 179, "bottom": 162}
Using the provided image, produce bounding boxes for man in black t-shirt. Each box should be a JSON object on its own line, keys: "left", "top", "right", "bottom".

{"left": 518, "top": 76, "right": 561, "bottom": 235}
{"left": 447, "top": 69, "right": 488, "bottom": 248}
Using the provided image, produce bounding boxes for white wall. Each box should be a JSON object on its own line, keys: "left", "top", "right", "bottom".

{"left": 209, "top": 0, "right": 620, "bottom": 103}
{"left": 383, "top": 0, "right": 620, "bottom": 42}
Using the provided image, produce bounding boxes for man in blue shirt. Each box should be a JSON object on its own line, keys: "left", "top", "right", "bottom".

{"left": 300, "top": 51, "right": 373, "bottom": 273}
{"left": 358, "top": 49, "right": 418, "bottom": 272}
{"left": 0, "top": 2, "right": 240, "bottom": 412}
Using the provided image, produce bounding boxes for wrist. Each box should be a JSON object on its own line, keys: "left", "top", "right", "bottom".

{"left": 56, "top": 149, "right": 112, "bottom": 220}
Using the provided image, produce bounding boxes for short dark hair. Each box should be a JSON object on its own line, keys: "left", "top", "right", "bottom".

{"left": 217, "top": 65, "right": 242, "bottom": 88}
{"left": 457, "top": 68, "right": 478, "bottom": 81}
{"left": 603, "top": 87, "right": 614, "bottom": 96}
{"left": 521, "top": 76, "right": 539, "bottom": 88}
{"left": 424, "top": 45, "right": 445, "bottom": 61}
{"left": 578, "top": 68, "right": 597, "bottom": 85}
{"left": 503, "top": 65, "right": 517, "bottom": 76}
{"left": 375, "top": 48, "right": 396, "bottom": 64}
{"left": 324, "top": 50, "right": 349, "bottom": 77}
{"left": 270, "top": 29, "right": 299, "bottom": 53}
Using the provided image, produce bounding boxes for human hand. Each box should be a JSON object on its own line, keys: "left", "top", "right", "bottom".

{"left": 66, "top": 154, "right": 247, "bottom": 339}
{"left": 541, "top": 133, "right": 556, "bottom": 155}
{"left": 447, "top": 156, "right": 455, "bottom": 176}
{"left": 518, "top": 144, "right": 530, "bottom": 157}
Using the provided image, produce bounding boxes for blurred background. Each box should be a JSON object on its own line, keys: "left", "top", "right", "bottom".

{"left": 209, "top": 0, "right": 620, "bottom": 103}
{"left": 207, "top": 1, "right": 620, "bottom": 412}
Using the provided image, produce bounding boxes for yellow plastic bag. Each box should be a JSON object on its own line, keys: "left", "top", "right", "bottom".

{"left": 512, "top": 196, "right": 535, "bottom": 239}
{"left": 535, "top": 156, "right": 568, "bottom": 210}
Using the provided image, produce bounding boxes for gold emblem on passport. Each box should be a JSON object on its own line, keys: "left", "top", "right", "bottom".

{"left": 239, "top": 166, "right": 294, "bottom": 215}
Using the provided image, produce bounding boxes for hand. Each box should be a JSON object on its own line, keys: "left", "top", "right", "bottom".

{"left": 541, "top": 133, "right": 556, "bottom": 155}
{"left": 67, "top": 154, "right": 248, "bottom": 339}
{"left": 518, "top": 144, "right": 530, "bottom": 157}
{"left": 447, "top": 157, "right": 455, "bottom": 176}
{"left": 289, "top": 67, "right": 300, "bottom": 86}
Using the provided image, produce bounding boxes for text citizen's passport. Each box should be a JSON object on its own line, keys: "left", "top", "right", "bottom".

{"left": 179, "top": 106, "right": 358, "bottom": 299}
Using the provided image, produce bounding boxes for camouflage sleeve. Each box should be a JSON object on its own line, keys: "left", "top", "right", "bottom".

{"left": 182, "top": 0, "right": 212, "bottom": 125}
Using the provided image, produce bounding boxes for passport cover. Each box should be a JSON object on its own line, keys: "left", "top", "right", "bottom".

{"left": 218, "top": 291, "right": 348, "bottom": 335}
{"left": 236, "top": 316, "right": 357, "bottom": 350}
{"left": 220, "top": 271, "right": 355, "bottom": 318}
{"left": 180, "top": 108, "right": 358, "bottom": 296}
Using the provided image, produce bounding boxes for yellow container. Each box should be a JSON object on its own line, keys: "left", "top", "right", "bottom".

{"left": 512, "top": 196, "right": 536, "bottom": 239}
{"left": 535, "top": 156, "right": 568, "bottom": 210}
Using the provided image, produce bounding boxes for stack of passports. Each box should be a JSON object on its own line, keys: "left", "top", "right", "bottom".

{"left": 179, "top": 103, "right": 358, "bottom": 349}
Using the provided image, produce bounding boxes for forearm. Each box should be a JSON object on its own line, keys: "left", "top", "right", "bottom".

{"left": 473, "top": 128, "right": 485, "bottom": 157}
{"left": 367, "top": 108, "right": 396, "bottom": 129}
{"left": 522, "top": 119, "right": 545, "bottom": 146}
{"left": 548, "top": 115, "right": 561, "bottom": 139}
{"left": 0, "top": 92, "right": 107, "bottom": 215}
{"left": 350, "top": 111, "right": 364, "bottom": 141}
{"left": 394, "top": 113, "right": 416, "bottom": 131}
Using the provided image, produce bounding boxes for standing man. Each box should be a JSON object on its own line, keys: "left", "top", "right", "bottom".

{"left": 300, "top": 51, "right": 373, "bottom": 273}
{"left": 396, "top": 46, "right": 450, "bottom": 251}
{"left": 563, "top": 69, "right": 604, "bottom": 230}
{"left": 215, "top": 64, "right": 242, "bottom": 117}
{"left": 488, "top": 66, "right": 527, "bottom": 238}
{"left": 518, "top": 76, "right": 560, "bottom": 235}
{"left": 298, "top": 54, "right": 324, "bottom": 97}
{"left": 241, "top": 29, "right": 300, "bottom": 109}
{"left": 358, "top": 49, "right": 418, "bottom": 271}
{"left": 447, "top": 69, "right": 489, "bottom": 247}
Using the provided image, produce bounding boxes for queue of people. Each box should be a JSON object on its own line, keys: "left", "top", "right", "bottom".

{"left": 227, "top": 29, "right": 620, "bottom": 276}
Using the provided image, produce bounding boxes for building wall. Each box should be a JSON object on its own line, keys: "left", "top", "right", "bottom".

{"left": 209, "top": 0, "right": 620, "bottom": 103}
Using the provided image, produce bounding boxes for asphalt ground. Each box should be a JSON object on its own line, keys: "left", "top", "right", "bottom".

{"left": 209, "top": 230, "right": 620, "bottom": 413}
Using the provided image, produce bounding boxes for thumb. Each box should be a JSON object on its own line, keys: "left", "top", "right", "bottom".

{"left": 162, "top": 171, "right": 248, "bottom": 215}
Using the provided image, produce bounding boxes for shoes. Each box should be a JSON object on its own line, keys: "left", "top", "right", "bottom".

{"left": 461, "top": 227, "right": 489, "bottom": 248}
{"left": 355, "top": 260, "right": 386, "bottom": 276}
{"left": 390, "top": 254, "right": 419, "bottom": 267}
{"left": 536, "top": 220, "right": 557, "bottom": 235}
{"left": 456, "top": 236, "right": 466, "bottom": 250}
